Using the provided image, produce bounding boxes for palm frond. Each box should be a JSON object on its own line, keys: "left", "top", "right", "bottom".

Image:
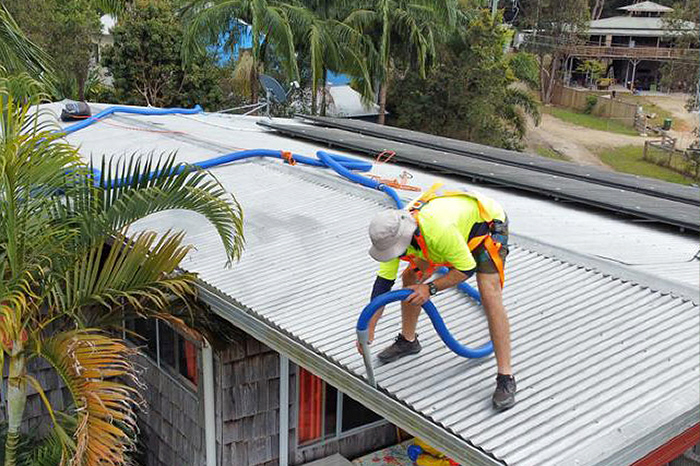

{"left": 0, "top": 5, "right": 52, "bottom": 77}
{"left": 59, "top": 152, "right": 244, "bottom": 265}
{"left": 48, "top": 230, "right": 197, "bottom": 317}
{"left": 37, "top": 330, "right": 139, "bottom": 466}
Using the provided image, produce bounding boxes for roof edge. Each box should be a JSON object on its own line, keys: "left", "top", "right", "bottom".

{"left": 196, "top": 283, "right": 504, "bottom": 466}
{"left": 511, "top": 233, "right": 699, "bottom": 304}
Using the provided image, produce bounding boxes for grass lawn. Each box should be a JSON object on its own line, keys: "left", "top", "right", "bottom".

{"left": 597, "top": 145, "right": 696, "bottom": 185}
{"left": 543, "top": 106, "right": 639, "bottom": 136}
{"left": 533, "top": 145, "right": 570, "bottom": 161}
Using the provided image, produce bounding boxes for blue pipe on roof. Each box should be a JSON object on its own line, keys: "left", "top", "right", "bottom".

{"left": 356, "top": 288, "right": 493, "bottom": 386}
{"left": 58, "top": 105, "right": 204, "bottom": 137}
{"left": 317, "top": 150, "right": 403, "bottom": 209}
{"left": 57, "top": 104, "right": 489, "bottom": 385}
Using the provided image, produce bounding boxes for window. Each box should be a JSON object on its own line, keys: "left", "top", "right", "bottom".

{"left": 124, "top": 317, "right": 199, "bottom": 387}
{"left": 297, "top": 368, "right": 383, "bottom": 446}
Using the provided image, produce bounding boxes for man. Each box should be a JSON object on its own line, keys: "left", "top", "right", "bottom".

{"left": 362, "top": 184, "right": 516, "bottom": 410}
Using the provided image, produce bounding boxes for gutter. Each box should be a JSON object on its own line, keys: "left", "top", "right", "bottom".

{"left": 196, "top": 283, "right": 504, "bottom": 466}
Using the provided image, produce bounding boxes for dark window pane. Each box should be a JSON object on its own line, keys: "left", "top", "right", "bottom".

{"left": 159, "top": 322, "right": 176, "bottom": 368}
{"left": 324, "top": 383, "right": 337, "bottom": 438}
{"left": 128, "top": 318, "right": 157, "bottom": 359}
{"left": 341, "top": 393, "right": 382, "bottom": 432}
{"left": 178, "top": 337, "right": 198, "bottom": 386}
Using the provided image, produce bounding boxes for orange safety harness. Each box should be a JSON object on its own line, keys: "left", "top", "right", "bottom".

{"left": 399, "top": 183, "right": 506, "bottom": 287}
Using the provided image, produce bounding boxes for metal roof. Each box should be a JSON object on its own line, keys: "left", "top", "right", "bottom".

{"left": 258, "top": 120, "right": 700, "bottom": 231}
{"left": 618, "top": 2, "right": 673, "bottom": 13}
{"left": 48, "top": 103, "right": 700, "bottom": 466}
{"left": 588, "top": 16, "right": 697, "bottom": 37}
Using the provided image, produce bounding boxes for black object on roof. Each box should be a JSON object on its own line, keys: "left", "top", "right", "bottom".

{"left": 257, "top": 119, "right": 700, "bottom": 232}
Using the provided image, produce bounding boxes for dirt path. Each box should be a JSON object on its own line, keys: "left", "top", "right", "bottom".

{"left": 643, "top": 94, "right": 698, "bottom": 149}
{"left": 525, "top": 113, "right": 646, "bottom": 168}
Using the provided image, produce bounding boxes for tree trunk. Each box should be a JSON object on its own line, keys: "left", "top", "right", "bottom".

{"left": 540, "top": 54, "right": 560, "bottom": 105}
{"left": 250, "top": 60, "right": 259, "bottom": 105}
{"left": 311, "top": 82, "right": 317, "bottom": 115}
{"left": 77, "top": 70, "right": 86, "bottom": 102}
{"left": 377, "top": 81, "right": 388, "bottom": 125}
{"left": 591, "top": 0, "right": 605, "bottom": 20}
{"left": 4, "top": 351, "right": 27, "bottom": 466}
{"left": 320, "top": 68, "right": 328, "bottom": 117}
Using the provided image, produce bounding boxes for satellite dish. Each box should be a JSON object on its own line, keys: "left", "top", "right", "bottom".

{"left": 259, "top": 74, "right": 287, "bottom": 104}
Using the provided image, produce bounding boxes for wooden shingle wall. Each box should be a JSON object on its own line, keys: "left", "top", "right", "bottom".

{"left": 0, "top": 357, "right": 70, "bottom": 436}
{"left": 137, "top": 353, "right": 206, "bottom": 466}
{"left": 216, "top": 326, "right": 293, "bottom": 466}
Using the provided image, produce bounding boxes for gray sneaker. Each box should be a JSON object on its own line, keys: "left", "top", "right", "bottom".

{"left": 492, "top": 374, "right": 517, "bottom": 410}
{"left": 377, "top": 334, "right": 422, "bottom": 363}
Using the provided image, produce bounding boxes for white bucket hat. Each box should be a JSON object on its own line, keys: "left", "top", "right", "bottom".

{"left": 368, "top": 210, "right": 417, "bottom": 262}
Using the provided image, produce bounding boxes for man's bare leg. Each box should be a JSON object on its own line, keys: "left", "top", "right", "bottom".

{"left": 400, "top": 267, "right": 421, "bottom": 341}
{"left": 477, "top": 272, "right": 512, "bottom": 375}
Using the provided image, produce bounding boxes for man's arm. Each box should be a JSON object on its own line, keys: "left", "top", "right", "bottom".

{"left": 406, "top": 226, "right": 475, "bottom": 305}
{"left": 405, "top": 268, "right": 471, "bottom": 306}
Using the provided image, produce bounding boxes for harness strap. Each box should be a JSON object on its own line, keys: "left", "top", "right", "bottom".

{"left": 467, "top": 234, "right": 505, "bottom": 288}
{"left": 402, "top": 182, "right": 505, "bottom": 286}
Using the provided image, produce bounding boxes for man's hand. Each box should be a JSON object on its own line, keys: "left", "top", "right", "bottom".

{"left": 406, "top": 284, "right": 431, "bottom": 306}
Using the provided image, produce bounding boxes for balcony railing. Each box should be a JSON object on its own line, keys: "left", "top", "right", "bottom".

{"left": 563, "top": 45, "right": 699, "bottom": 61}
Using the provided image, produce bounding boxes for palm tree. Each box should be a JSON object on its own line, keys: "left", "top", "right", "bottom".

{"left": 0, "top": 82, "right": 244, "bottom": 465}
{"left": 183, "top": 0, "right": 300, "bottom": 104}
{"left": 346, "top": 0, "right": 458, "bottom": 124}
{"left": 0, "top": 4, "right": 51, "bottom": 78}
{"left": 289, "top": 1, "right": 375, "bottom": 115}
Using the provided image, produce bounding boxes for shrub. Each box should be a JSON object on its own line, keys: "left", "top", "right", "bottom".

{"left": 583, "top": 95, "right": 598, "bottom": 114}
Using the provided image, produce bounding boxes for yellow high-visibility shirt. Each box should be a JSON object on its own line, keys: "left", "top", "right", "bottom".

{"left": 377, "top": 195, "right": 505, "bottom": 281}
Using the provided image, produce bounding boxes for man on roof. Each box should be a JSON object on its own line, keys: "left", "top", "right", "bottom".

{"left": 362, "top": 184, "right": 516, "bottom": 410}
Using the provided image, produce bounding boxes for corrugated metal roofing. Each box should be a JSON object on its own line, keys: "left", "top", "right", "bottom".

{"left": 50, "top": 104, "right": 700, "bottom": 465}
{"left": 588, "top": 16, "right": 697, "bottom": 36}
{"left": 257, "top": 120, "right": 700, "bottom": 231}
{"left": 618, "top": 1, "right": 673, "bottom": 13}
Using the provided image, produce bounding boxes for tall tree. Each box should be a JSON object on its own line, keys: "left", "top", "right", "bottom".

{"left": 289, "top": 0, "right": 374, "bottom": 115}
{"left": 183, "top": 0, "right": 300, "bottom": 104}
{"left": 102, "top": 1, "right": 224, "bottom": 108}
{"left": 0, "top": 80, "right": 243, "bottom": 465}
{"left": 387, "top": 10, "right": 540, "bottom": 150}
{"left": 660, "top": 1, "right": 699, "bottom": 107}
{"left": 346, "top": 0, "right": 459, "bottom": 124}
{"left": 520, "top": 0, "right": 590, "bottom": 104}
{"left": 4, "top": 0, "right": 101, "bottom": 100}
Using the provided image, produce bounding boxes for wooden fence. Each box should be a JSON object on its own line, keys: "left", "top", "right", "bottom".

{"left": 550, "top": 84, "right": 640, "bottom": 127}
{"left": 643, "top": 137, "right": 700, "bottom": 180}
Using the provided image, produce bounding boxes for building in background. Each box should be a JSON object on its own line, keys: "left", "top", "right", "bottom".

{"left": 563, "top": 1, "right": 698, "bottom": 91}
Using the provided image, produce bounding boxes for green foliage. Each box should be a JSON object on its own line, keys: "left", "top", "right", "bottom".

{"left": 103, "top": 1, "right": 223, "bottom": 109}
{"left": 0, "top": 421, "right": 67, "bottom": 466}
{"left": 0, "top": 85, "right": 243, "bottom": 465}
{"left": 508, "top": 52, "right": 539, "bottom": 89}
{"left": 387, "top": 10, "right": 540, "bottom": 150}
{"left": 576, "top": 59, "right": 606, "bottom": 86}
{"left": 182, "top": 0, "right": 301, "bottom": 105}
{"left": 0, "top": 4, "right": 51, "bottom": 78}
{"left": 518, "top": 0, "right": 590, "bottom": 103}
{"left": 4, "top": 0, "right": 101, "bottom": 100}
{"left": 583, "top": 95, "right": 598, "bottom": 114}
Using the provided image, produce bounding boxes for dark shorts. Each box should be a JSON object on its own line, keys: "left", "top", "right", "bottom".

{"left": 472, "top": 217, "right": 509, "bottom": 275}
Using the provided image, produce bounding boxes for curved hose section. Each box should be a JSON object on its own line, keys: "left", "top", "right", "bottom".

{"left": 58, "top": 105, "right": 204, "bottom": 137}
{"left": 317, "top": 150, "right": 403, "bottom": 209}
{"left": 356, "top": 288, "right": 493, "bottom": 386}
